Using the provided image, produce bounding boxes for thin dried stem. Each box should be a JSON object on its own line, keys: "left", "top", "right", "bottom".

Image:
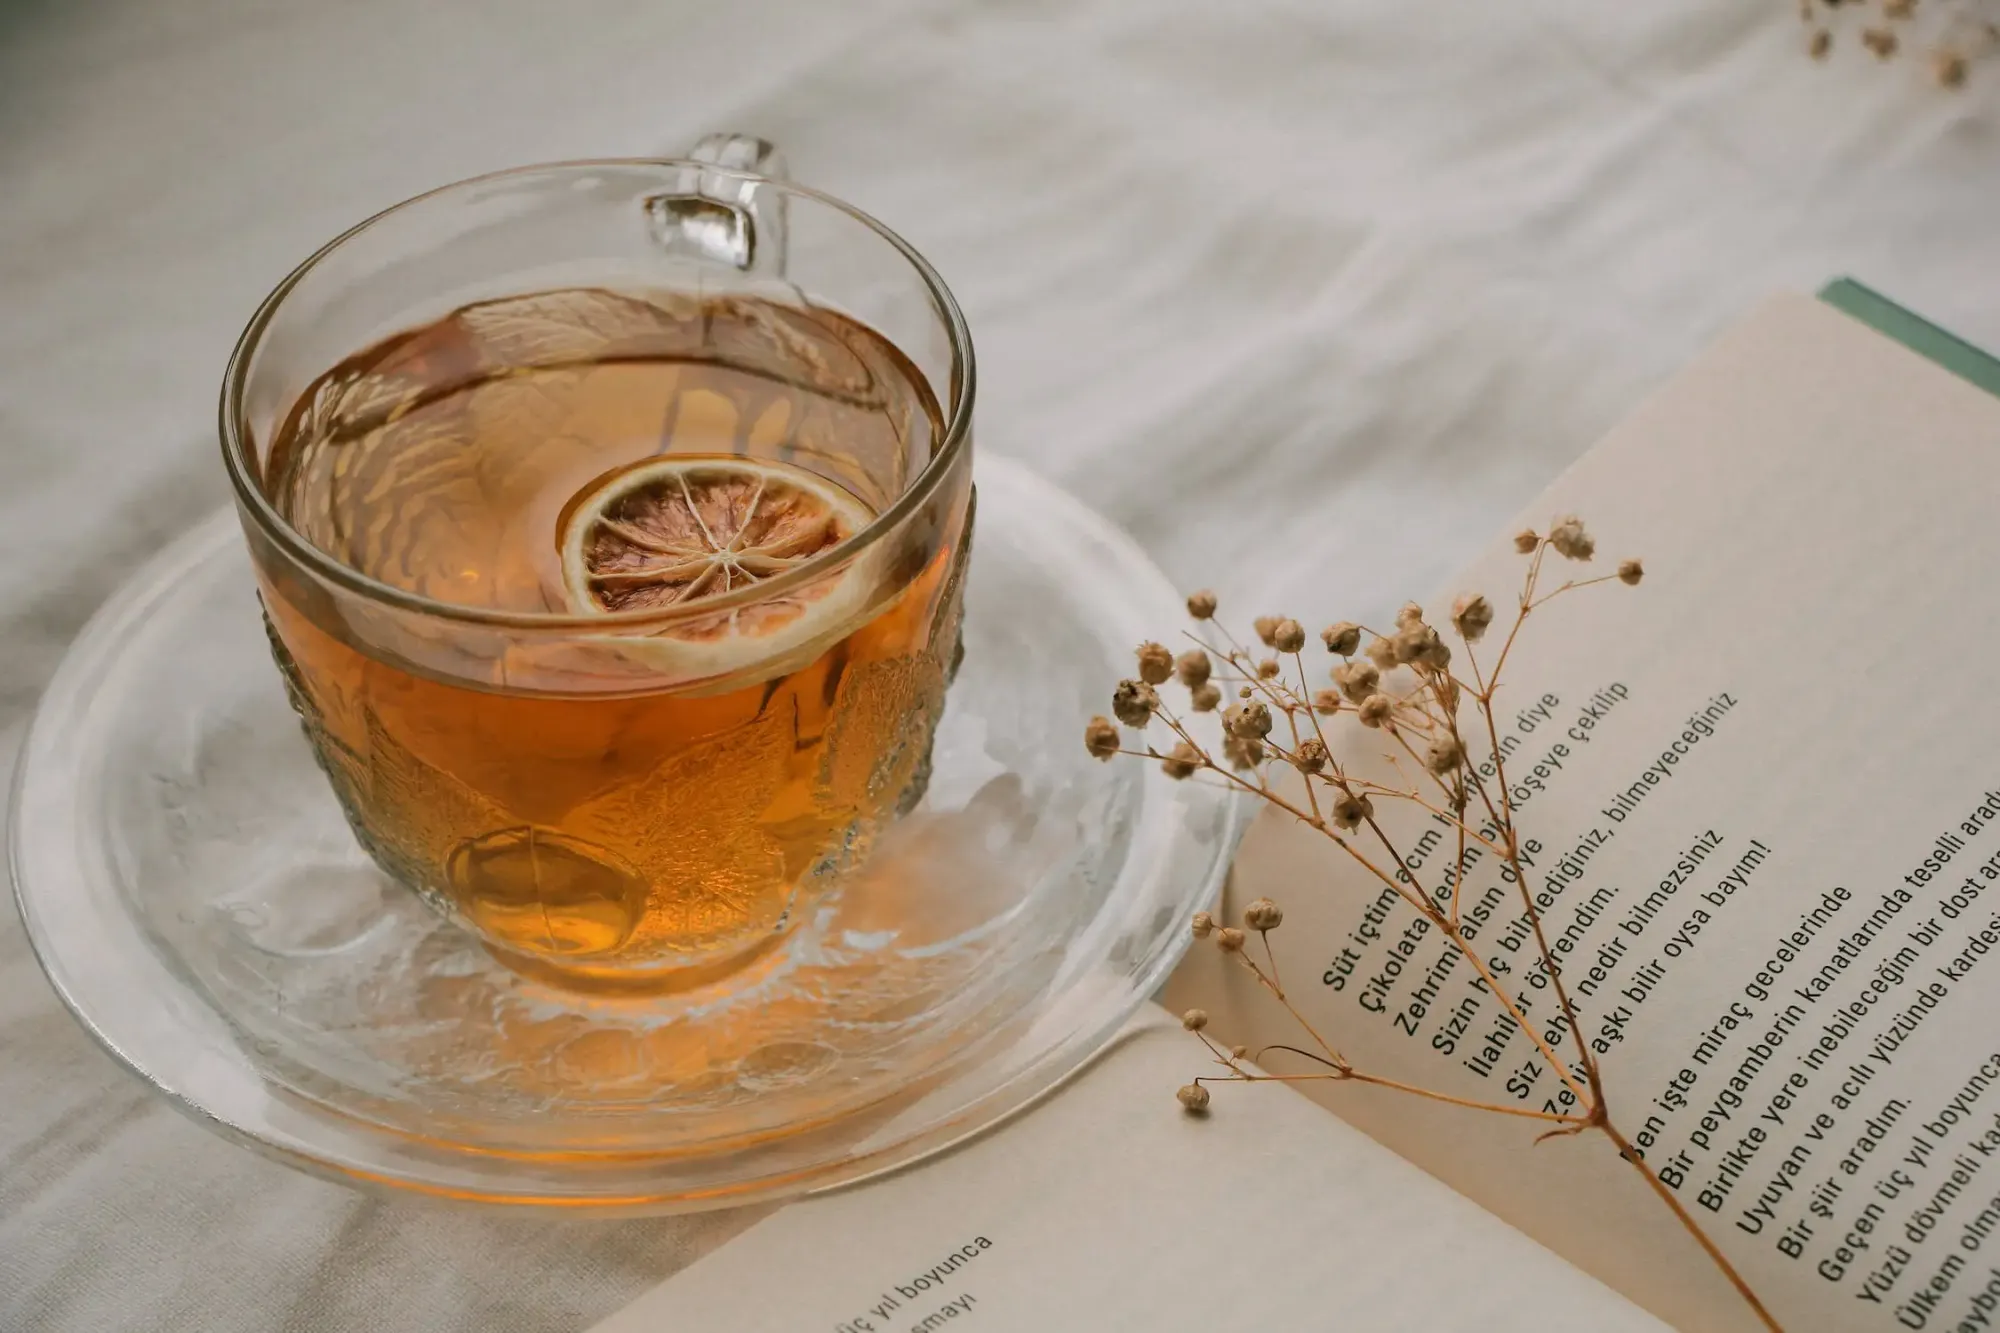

{"left": 1334, "top": 1070, "right": 1589, "bottom": 1126}
{"left": 1601, "top": 1119, "right": 1783, "bottom": 1333}
{"left": 1212, "top": 1065, "right": 1590, "bottom": 1127}
{"left": 1226, "top": 934, "right": 1346, "bottom": 1069}
{"left": 1527, "top": 572, "right": 1623, "bottom": 610}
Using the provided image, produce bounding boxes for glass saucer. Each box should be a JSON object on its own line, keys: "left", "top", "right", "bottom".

{"left": 10, "top": 454, "right": 1243, "bottom": 1213}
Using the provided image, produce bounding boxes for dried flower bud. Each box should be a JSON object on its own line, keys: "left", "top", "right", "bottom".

{"left": 1175, "top": 649, "right": 1212, "bottom": 688}
{"left": 1112, "top": 679, "right": 1160, "bottom": 728}
{"left": 1161, "top": 742, "right": 1202, "bottom": 780}
{"left": 1293, "top": 738, "right": 1328, "bottom": 774}
{"left": 1809, "top": 28, "right": 1833, "bottom": 59}
{"left": 1618, "top": 558, "right": 1644, "bottom": 586}
{"left": 1181, "top": 1007, "right": 1210, "bottom": 1032}
{"left": 1230, "top": 1045, "right": 1249, "bottom": 1060}
{"left": 1190, "top": 682, "right": 1223, "bottom": 713}
{"left": 1427, "top": 737, "right": 1466, "bottom": 774}
{"left": 1253, "top": 615, "right": 1282, "bottom": 647}
{"left": 1394, "top": 621, "right": 1450, "bottom": 670}
{"left": 1548, "top": 515, "right": 1595, "bottom": 561}
{"left": 1191, "top": 910, "right": 1216, "bottom": 939}
{"left": 1238, "top": 685, "right": 1253, "bottom": 699}
{"left": 1366, "top": 636, "right": 1399, "bottom": 670}
{"left": 1514, "top": 529, "right": 1540, "bottom": 554}
{"left": 1936, "top": 49, "right": 1967, "bottom": 86}
{"left": 1862, "top": 26, "right": 1897, "bottom": 58}
{"left": 1186, "top": 589, "right": 1218, "bottom": 620}
{"left": 1215, "top": 926, "right": 1247, "bottom": 952}
{"left": 1331, "top": 790, "right": 1374, "bottom": 831}
{"left": 1222, "top": 734, "right": 1265, "bottom": 770}
{"left": 1256, "top": 658, "right": 1280, "bottom": 679}
{"left": 1269, "top": 618, "right": 1306, "bottom": 653}
{"left": 1084, "top": 715, "right": 1121, "bottom": 760}
{"left": 1333, "top": 660, "right": 1381, "bottom": 704}
{"left": 1883, "top": 0, "right": 1914, "bottom": 17}
{"left": 1395, "top": 601, "right": 1425, "bottom": 628}
{"left": 1244, "top": 898, "right": 1284, "bottom": 931}
{"left": 1358, "top": 694, "right": 1395, "bottom": 728}
{"left": 1311, "top": 688, "right": 1343, "bottom": 716}
{"left": 1177, "top": 1082, "right": 1212, "bottom": 1113}
{"left": 1451, "top": 593, "right": 1494, "bottom": 643}
{"left": 1135, "top": 641, "right": 1174, "bottom": 686}
{"left": 1320, "top": 621, "right": 1362, "bottom": 656}
{"left": 1224, "top": 700, "right": 1274, "bottom": 740}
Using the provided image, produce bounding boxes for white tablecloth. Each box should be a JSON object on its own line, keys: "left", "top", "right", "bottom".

{"left": 3, "top": 2, "right": 1995, "bottom": 1328}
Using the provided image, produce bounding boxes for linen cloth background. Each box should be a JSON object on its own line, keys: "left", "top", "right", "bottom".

{"left": 3, "top": 1, "right": 1996, "bottom": 1328}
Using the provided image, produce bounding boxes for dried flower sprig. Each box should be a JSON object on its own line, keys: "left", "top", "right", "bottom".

{"left": 1797, "top": 0, "right": 1999, "bottom": 86}
{"left": 1086, "top": 519, "right": 1782, "bottom": 1333}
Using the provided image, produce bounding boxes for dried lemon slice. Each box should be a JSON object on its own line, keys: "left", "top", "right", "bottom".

{"left": 558, "top": 454, "right": 877, "bottom": 680}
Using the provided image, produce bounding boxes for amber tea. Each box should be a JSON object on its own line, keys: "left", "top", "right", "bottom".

{"left": 254, "top": 288, "right": 970, "bottom": 985}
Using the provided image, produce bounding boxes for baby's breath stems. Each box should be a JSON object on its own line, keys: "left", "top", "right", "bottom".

{"left": 1463, "top": 601, "right": 1601, "bottom": 1096}
{"left": 1223, "top": 924, "right": 1345, "bottom": 1068}
{"left": 1442, "top": 924, "right": 1593, "bottom": 1106}
{"left": 1102, "top": 538, "right": 1773, "bottom": 1330}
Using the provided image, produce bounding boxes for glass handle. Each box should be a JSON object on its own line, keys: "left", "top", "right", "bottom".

{"left": 645, "top": 133, "right": 790, "bottom": 276}
{"left": 686, "top": 132, "right": 788, "bottom": 180}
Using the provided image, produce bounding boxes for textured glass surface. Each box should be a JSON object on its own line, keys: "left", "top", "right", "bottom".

{"left": 12, "top": 456, "right": 1244, "bottom": 1210}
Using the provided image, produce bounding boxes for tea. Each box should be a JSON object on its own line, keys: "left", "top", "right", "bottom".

{"left": 255, "top": 288, "right": 969, "bottom": 984}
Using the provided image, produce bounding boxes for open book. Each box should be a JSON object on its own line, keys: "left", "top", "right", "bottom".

{"left": 593, "top": 289, "right": 2000, "bottom": 1333}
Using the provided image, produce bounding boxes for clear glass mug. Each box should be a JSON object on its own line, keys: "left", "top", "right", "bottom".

{"left": 222, "top": 135, "right": 975, "bottom": 989}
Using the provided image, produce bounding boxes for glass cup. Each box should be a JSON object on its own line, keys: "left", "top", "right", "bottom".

{"left": 221, "top": 136, "right": 975, "bottom": 989}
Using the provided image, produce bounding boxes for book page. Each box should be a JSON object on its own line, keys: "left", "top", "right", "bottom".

{"left": 1167, "top": 294, "right": 2000, "bottom": 1332}
{"left": 591, "top": 1011, "right": 1661, "bottom": 1332}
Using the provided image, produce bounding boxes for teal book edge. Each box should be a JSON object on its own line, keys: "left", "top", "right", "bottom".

{"left": 1819, "top": 278, "right": 2000, "bottom": 399}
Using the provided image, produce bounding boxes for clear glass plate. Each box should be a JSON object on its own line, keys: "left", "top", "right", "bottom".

{"left": 10, "top": 454, "right": 1243, "bottom": 1212}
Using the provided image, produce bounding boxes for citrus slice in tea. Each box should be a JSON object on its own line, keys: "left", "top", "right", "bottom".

{"left": 557, "top": 454, "right": 877, "bottom": 680}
